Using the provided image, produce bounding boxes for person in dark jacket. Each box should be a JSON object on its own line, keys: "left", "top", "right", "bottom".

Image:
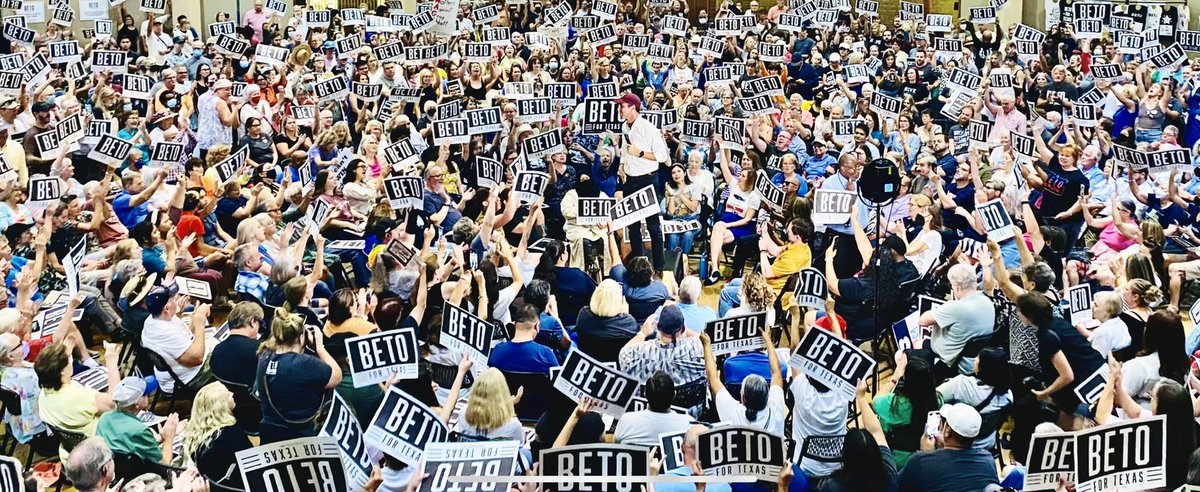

{"left": 575, "top": 279, "right": 640, "bottom": 363}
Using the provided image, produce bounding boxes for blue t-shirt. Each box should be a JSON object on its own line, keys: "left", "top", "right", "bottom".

{"left": 723, "top": 351, "right": 789, "bottom": 385}
{"left": 423, "top": 191, "right": 462, "bottom": 234}
{"left": 5, "top": 256, "right": 41, "bottom": 307}
{"left": 488, "top": 340, "right": 559, "bottom": 375}
{"left": 112, "top": 191, "right": 151, "bottom": 228}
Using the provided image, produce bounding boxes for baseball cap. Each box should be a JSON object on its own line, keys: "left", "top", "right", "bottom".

{"left": 112, "top": 376, "right": 154, "bottom": 407}
{"left": 143, "top": 284, "right": 179, "bottom": 316}
{"left": 616, "top": 92, "right": 641, "bottom": 108}
{"left": 940, "top": 403, "right": 982, "bottom": 438}
{"left": 172, "top": 35, "right": 186, "bottom": 44}
{"left": 882, "top": 234, "right": 907, "bottom": 256}
{"left": 828, "top": 53, "right": 842, "bottom": 63}
{"left": 811, "top": 140, "right": 827, "bottom": 148}
{"left": 31, "top": 101, "right": 54, "bottom": 113}
{"left": 657, "top": 304, "right": 685, "bottom": 335}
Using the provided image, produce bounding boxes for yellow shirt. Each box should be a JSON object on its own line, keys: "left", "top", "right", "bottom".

{"left": 768, "top": 243, "right": 812, "bottom": 309}
{"left": 3, "top": 138, "right": 28, "bottom": 188}
{"left": 38, "top": 382, "right": 101, "bottom": 460}
{"left": 324, "top": 317, "right": 378, "bottom": 337}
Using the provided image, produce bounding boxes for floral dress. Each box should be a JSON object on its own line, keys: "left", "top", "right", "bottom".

{"left": 0, "top": 366, "right": 46, "bottom": 443}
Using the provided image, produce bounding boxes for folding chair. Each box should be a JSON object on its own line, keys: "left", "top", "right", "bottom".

{"left": 796, "top": 434, "right": 845, "bottom": 469}
{"left": 501, "top": 371, "right": 552, "bottom": 424}
{"left": 143, "top": 348, "right": 199, "bottom": 414}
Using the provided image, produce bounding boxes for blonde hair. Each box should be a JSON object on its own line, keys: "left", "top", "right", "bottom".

{"left": 260, "top": 309, "right": 306, "bottom": 354}
{"left": 181, "top": 382, "right": 237, "bottom": 467}
{"left": 589, "top": 279, "right": 627, "bottom": 317}
{"left": 463, "top": 368, "right": 516, "bottom": 431}
{"left": 1125, "top": 278, "right": 1163, "bottom": 308}
{"left": 112, "top": 239, "right": 140, "bottom": 265}
{"left": 204, "top": 144, "right": 232, "bottom": 168}
{"left": 739, "top": 272, "right": 774, "bottom": 313}
{"left": 234, "top": 218, "right": 262, "bottom": 250}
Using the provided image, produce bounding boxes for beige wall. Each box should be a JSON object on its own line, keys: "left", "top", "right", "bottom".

{"left": 959, "top": 0, "right": 1023, "bottom": 27}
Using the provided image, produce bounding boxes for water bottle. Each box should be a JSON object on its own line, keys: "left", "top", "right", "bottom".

{"left": 698, "top": 251, "right": 709, "bottom": 280}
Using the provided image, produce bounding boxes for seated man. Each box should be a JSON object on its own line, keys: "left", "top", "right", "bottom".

{"left": 488, "top": 300, "right": 559, "bottom": 376}
{"left": 233, "top": 243, "right": 270, "bottom": 300}
{"left": 96, "top": 376, "right": 180, "bottom": 465}
{"left": 140, "top": 286, "right": 215, "bottom": 393}
{"left": 613, "top": 371, "right": 692, "bottom": 447}
{"left": 916, "top": 263, "right": 995, "bottom": 376}
{"left": 208, "top": 301, "right": 264, "bottom": 433}
{"left": 897, "top": 403, "right": 998, "bottom": 492}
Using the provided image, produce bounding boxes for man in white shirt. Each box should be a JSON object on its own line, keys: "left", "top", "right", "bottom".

{"left": 145, "top": 20, "right": 173, "bottom": 66}
{"left": 140, "top": 286, "right": 215, "bottom": 393}
{"left": 613, "top": 371, "right": 692, "bottom": 446}
{"left": 616, "top": 92, "right": 670, "bottom": 271}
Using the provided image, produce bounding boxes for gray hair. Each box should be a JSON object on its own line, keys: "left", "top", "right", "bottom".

{"left": 232, "top": 243, "right": 259, "bottom": 271}
{"left": 228, "top": 301, "right": 264, "bottom": 330}
{"left": 678, "top": 276, "right": 702, "bottom": 305}
{"left": 269, "top": 256, "right": 300, "bottom": 285}
{"left": 112, "top": 259, "right": 144, "bottom": 284}
{"left": 66, "top": 437, "right": 113, "bottom": 491}
{"left": 741, "top": 374, "right": 769, "bottom": 422}
{"left": 947, "top": 264, "right": 978, "bottom": 292}
{"left": 1092, "top": 291, "right": 1122, "bottom": 322}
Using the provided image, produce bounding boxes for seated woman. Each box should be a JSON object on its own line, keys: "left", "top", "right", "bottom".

{"left": 181, "top": 382, "right": 253, "bottom": 488}
{"left": 936, "top": 347, "right": 1013, "bottom": 450}
{"left": 35, "top": 342, "right": 117, "bottom": 460}
{"left": 611, "top": 256, "right": 669, "bottom": 324}
{"left": 661, "top": 163, "right": 701, "bottom": 255}
{"left": 574, "top": 280, "right": 639, "bottom": 363}
{"left": 1072, "top": 192, "right": 1140, "bottom": 286}
{"left": 702, "top": 330, "right": 787, "bottom": 437}
{"left": 455, "top": 368, "right": 524, "bottom": 441}
{"left": 706, "top": 139, "right": 761, "bottom": 285}
{"left": 0, "top": 333, "right": 56, "bottom": 457}
{"left": 872, "top": 353, "right": 941, "bottom": 468}
{"left": 255, "top": 310, "right": 341, "bottom": 444}
{"left": 314, "top": 170, "right": 371, "bottom": 288}
{"left": 323, "top": 288, "right": 379, "bottom": 337}
{"left": 532, "top": 239, "right": 595, "bottom": 327}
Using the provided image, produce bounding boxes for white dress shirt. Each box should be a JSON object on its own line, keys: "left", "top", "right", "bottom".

{"left": 621, "top": 115, "right": 669, "bottom": 177}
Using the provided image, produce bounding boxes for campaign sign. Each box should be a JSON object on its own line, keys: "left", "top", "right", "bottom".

{"left": 857, "top": 0, "right": 878, "bottom": 16}
{"left": 789, "top": 326, "right": 875, "bottom": 400}
{"left": 441, "top": 302, "right": 494, "bottom": 371}
{"left": 382, "top": 140, "right": 419, "bottom": 172}
{"left": 552, "top": 348, "right": 640, "bottom": 417}
{"left": 571, "top": 14, "right": 600, "bottom": 30}
{"left": 87, "top": 134, "right": 133, "bottom": 167}
{"left": 1190, "top": 298, "right": 1200, "bottom": 327}
{"left": 989, "top": 70, "right": 1014, "bottom": 89}
{"left": 235, "top": 437, "right": 348, "bottom": 492}
{"left": 462, "top": 42, "right": 492, "bottom": 63}
{"left": 696, "top": 36, "right": 725, "bottom": 58}
{"left": 340, "top": 8, "right": 365, "bottom": 26}
{"left": 870, "top": 92, "right": 901, "bottom": 120}
{"left": 659, "top": 431, "right": 687, "bottom": 470}
{"left": 214, "top": 34, "right": 250, "bottom": 57}
{"left": 523, "top": 130, "right": 565, "bottom": 162}
{"left": 966, "top": 119, "right": 991, "bottom": 150}
{"left": 576, "top": 197, "right": 614, "bottom": 226}
{"left": 1090, "top": 63, "right": 1122, "bottom": 81}
{"left": 934, "top": 37, "right": 962, "bottom": 61}
{"left": 698, "top": 426, "right": 785, "bottom": 482}
{"left": 405, "top": 45, "right": 448, "bottom": 65}
{"left": 754, "top": 170, "right": 786, "bottom": 213}
{"left": 463, "top": 107, "right": 503, "bottom": 135}
{"left": 345, "top": 327, "right": 419, "bottom": 387}
{"left": 1074, "top": 415, "right": 1166, "bottom": 492}
{"left": 544, "top": 82, "right": 577, "bottom": 106}
{"left": 543, "top": 1, "right": 571, "bottom": 25}
{"left": 646, "top": 43, "right": 675, "bottom": 63}
{"left": 661, "top": 15, "right": 688, "bottom": 36}
{"left": 741, "top": 76, "right": 784, "bottom": 98}
{"left": 1025, "top": 432, "right": 1075, "bottom": 491}
{"left": 970, "top": 6, "right": 996, "bottom": 23}
{"left": 584, "top": 24, "right": 617, "bottom": 47}
{"left": 540, "top": 444, "right": 648, "bottom": 492}
{"left": 214, "top": 146, "right": 248, "bottom": 185}
{"left": 432, "top": 118, "right": 469, "bottom": 146}
{"left": 643, "top": 110, "right": 679, "bottom": 131}
{"left": 517, "top": 97, "right": 553, "bottom": 124}
{"left": 926, "top": 14, "right": 952, "bottom": 32}
{"left": 434, "top": 99, "right": 463, "bottom": 122}
{"left": 420, "top": 441, "right": 519, "bottom": 492}
{"left": 48, "top": 40, "right": 79, "bottom": 63}
{"left": 1072, "top": 104, "right": 1097, "bottom": 128}
{"left": 715, "top": 117, "right": 745, "bottom": 152}
{"left": 33, "top": 130, "right": 59, "bottom": 157}
{"left": 367, "top": 387, "right": 449, "bottom": 466}
{"left": 812, "top": 190, "right": 856, "bottom": 225}
{"left": 207, "top": 21, "right": 235, "bottom": 38}
{"left": 1179, "top": 31, "right": 1200, "bottom": 52}
{"left": 706, "top": 66, "right": 736, "bottom": 87}
{"left": 1014, "top": 23, "right": 1046, "bottom": 43}
{"left": 383, "top": 176, "right": 423, "bottom": 210}
{"left": 977, "top": 199, "right": 1015, "bottom": 242}
{"left": 2, "top": 23, "right": 33, "bottom": 46}
{"left": 513, "top": 170, "right": 550, "bottom": 204}
{"left": 737, "top": 93, "right": 777, "bottom": 117}
{"left": 1149, "top": 44, "right": 1187, "bottom": 70}
{"left": 482, "top": 26, "right": 510, "bottom": 45}
{"left": 0, "top": 155, "right": 15, "bottom": 183}
{"left": 254, "top": 43, "right": 288, "bottom": 67}
{"left": 90, "top": 49, "right": 126, "bottom": 73}
{"left": 704, "top": 311, "right": 769, "bottom": 356}
{"left": 314, "top": 76, "right": 349, "bottom": 102}
{"left": 60, "top": 236, "right": 85, "bottom": 297}
{"left": 83, "top": 118, "right": 114, "bottom": 146}
{"left": 176, "top": 276, "right": 212, "bottom": 301}
{"left": 611, "top": 186, "right": 660, "bottom": 231}
{"left": 843, "top": 64, "right": 870, "bottom": 84}
{"left": 334, "top": 34, "right": 363, "bottom": 60}
{"left": 1117, "top": 31, "right": 1142, "bottom": 54}
{"left": 373, "top": 42, "right": 405, "bottom": 63}
{"left": 812, "top": 9, "right": 838, "bottom": 27}
{"left": 351, "top": 83, "right": 383, "bottom": 102}
{"left": 581, "top": 99, "right": 621, "bottom": 135}
{"left": 473, "top": 4, "right": 500, "bottom": 24}
{"left": 758, "top": 42, "right": 786, "bottom": 63}
{"left": 1073, "top": 366, "right": 1108, "bottom": 407}
{"left": 474, "top": 157, "right": 503, "bottom": 189}
{"left": 793, "top": 267, "right": 828, "bottom": 309}
{"left": 503, "top": 81, "right": 534, "bottom": 99}
{"left": 681, "top": 118, "right": 713, "bottom": 145}
{"left": 0, "top": 71, "right": 18, "bottom": 96}
{"left": 945, "top": 68, "right": 981, "bottom": 96}
{"left": 120, "top": 73, "right": 153, "bottom": 100}
{"left": 304, "top": 9, "right": 332, "bottom": 27}
{"left": 1010, "top": 131, "right": 1036, "bottom": 160}
{"left": 1075, "top": 18, "right": 1102, "bottom": 39}
{"left": 1067, "top": 283, "right": 1093, "bottom": 325}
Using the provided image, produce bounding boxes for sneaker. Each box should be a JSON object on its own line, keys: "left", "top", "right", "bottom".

{"left": 705, "top": 270, "right": 721, "bottom": 286}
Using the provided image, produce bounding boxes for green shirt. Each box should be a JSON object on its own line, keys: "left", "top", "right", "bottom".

{"left": 872, "top": 392, "right": 944, "bottom": 469}
{"left": 335, "top": 372, "right": 384, "bottom": 430}
{"left": 96, "top": 410, "right": 162, "bottom": 463}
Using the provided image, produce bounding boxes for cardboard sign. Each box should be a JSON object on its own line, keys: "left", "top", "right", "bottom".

{"left": 1178, "top": 31, "right": 1200, "bottom": 52}
{"left": 503, "top": 81, "right": 534, "bottom": 99}
{"left": 48, "top": 40, "right": 79, "bottom": 64}
{"left": 2, "top": 23, "right": 33, "bottom": 46}
{"left": 926, "top": 14, "right": 952, "bottom": 32}
{"left": 552, "top": 348, "right": 641, "bottom": 417}
{"left": 482, "top": 26, "right": 510, "bottom": 45}
{"left": 696, "top": 36, "right": 725, "bottom": 58}
{"left": 431, "top": 118, "right": 469, "bottom": 146}
{"left": 754, "top": 170, "right": 787, "bottom": 213}
{"left": 1067, "top": 283, "right": 1093, "bottom": 325}
{"left": 254, "top": 43, "right": 287, "bottom": 67}
{"left": 583, "top": 24, "right": 617, "bottom": 46}
{"left": 1010, "top": 131, "right": 1036, "bottom": 160}
{"left": 856, "top": 0, "right": 878, "bottom": 16}
{"left": 704, "top": 311, "right": 769, "bottom": 356}
{"left": 513, "top": 170, "right": 549, "bottom": 204}
{"left": 581, "top": 99, "right": 621, "bottom": 135}
{"left": 236, "top": 437, "right": 348, "bottom": 492}
{"left": 517, "top": 97, "right": 552, "bottom": 124}
{"left": 474, "top": 157, "right": 503, "bottom": 189}
{"left": 366, "top": 387, "right": 449, "bottom": 466}
{"left": 138, "top": 0, "right": 164, "bottom": 13}
{"left": 207, "top": 21, "right": 235, "bottom": 38}
{"left": 642, "top": 110, "right": 679, "bottom": 131}
{"left": 966, "top": 119, "right": 991, "bottom": 150}
{"left": 978, "top": 198, "right": 1014, "bottom": 241}
{"left": 1014, "top": 23, "right": 1046, "bottom": 43}
{"left": 757, "top": 42, "right": 786, "bottom": 63}
{"left": 383, "top": 176, "right": 423, "bottom": 210}
{"left": 540, "top": 445, "right": 648, "bottom": 492}
{"left": 698, "top": 426, "right": 785, "bottom": 481}
{"left": 737, "top": 93, "right": 776, "bottom": 117}
{"left": 85, "top": 134, "right": 133, "bottom": 167}
{"left": 812, "top": 190, "right": 856, "bottom": 225}
{"left": 0, "top": 71, "right": 18, "bottom": 97}
{"left": 789, "top": 326, "right": 875, "bottom": 400}
{"left": 304, "top": 9, "right": 332, "bottom": 27}
{"left": 544, "top": 82, "right": 577, "bottom": 107}
{"left": 661, "top": 15, "right": 688, "bottom": 36}
{"left": 934, "top": 37, "right": 963, "bottom": 61}
{"left": 382, "top": 140, "right": 419, "bottom": 171}
{"left": 970, "top": 6, "right": 996, "bottom": 23}
{"left": 404, "top": 45, "right": 448, "bottom": 65}
{"left": 1090, "top": 63, "right": 1122, "bottom": 81}
{"left": 419, "top": 442, "right": 519, "bottom": 492}
{"left": 945, "top": 68, "right": 981, "bottom": 96}
{"left": 82, "top": 118, "right": 114, "bottom": 146}
{"left": 214, "top": 146, "right": 248, "bottom": 185}
{"left": 1074, "top": 18, "right": 1102, "bottom": 39}
{"left": 473, "top": 4, "right": 500, "bottom": 23}
{"left": 1073, "top": 366, "right": 1108, "bottom": 406}
{"left": 610, "top": 186, "right": 660, "bottom": 230}
{"left": 120, "top": 73, "right": 153, "bottom": 100}
{"left": 793, "top": 267, "right": 828, "bottom": 308}
{"left": 659, "top": 431, "right": 687, "bottom": 470}
{"left": 314, "top": 76, "right": 349, "bottom": 101}
{"left": 214, "top": 34, "right": 250, "bottom": 57}
{"left": 1025, "top": 432, "right": 1075, "bottom": 491}
{"left": 571, "top": 14, "right": 600, "bottom": 30}
{"left": 680, "top": 118, "right": 712, "bottom": 146}
{"left": 440, "top": 302, "right": 494, "bottom": 370}
{"left": 1148, "top": 44, "right": 1187, "bottom": 70}
{"left": 576, "top": 197, "right": 614, "bottom": 226}
{"left": 344, "top": 327, "right": 419, "bottom": 387}
{"left": 33, "top": 129, "right": 59, "bottom": 157}
{"left": 1072, "top": 104, "right": 1097, "bottom": 128}
{"left": 522, "top": 130, "right": 565, "bottom": 163}
{"left": 543, "top": 1, "right": 571, "bottom": 25}
{"left": 175, "top": 277, "right": 212, "bottom": 301}
{"left": 812, "top": 9, "right": 838, "bottom": 27}
{"left": 1074, "top": 415, "right": 1166, "bottom": 492}
{"left": 741, "top": 76, "right": 784, "bottom": 98}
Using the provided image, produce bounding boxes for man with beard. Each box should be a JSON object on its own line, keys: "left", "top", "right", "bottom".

{"left": 1037, "top": 65, "right": 1078, "bottom": 116}
{"left": 21, "top": 101, "right": 57, "bottom": 176}
{"left": 931, "top": 131, "right": 959, "bottom": 178}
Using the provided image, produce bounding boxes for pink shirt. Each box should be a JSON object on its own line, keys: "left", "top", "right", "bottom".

{"left": 990, "top": 107, "right": 1028, "bottom": 141}
{"left": 244, "top": 9, "right": 270, "bottom": 43}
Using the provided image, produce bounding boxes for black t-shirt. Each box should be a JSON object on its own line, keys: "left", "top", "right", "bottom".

{"left": 211, "top": 334, "right": 261, "bottom": 388}
{"left": 256, "top": 352, "right": 333, "bottom": 429}
{"left": 1035, "top": 157, "right": 1088, "bottom": 218}
{"left": 195, "top": 425, "right": 253, "bottom": 489}
{"left": 1039, "top": 82, "right": 1078, "bottom": 115}
{"left": 1037, "top": 317, "right": 1105, "bottom": 405}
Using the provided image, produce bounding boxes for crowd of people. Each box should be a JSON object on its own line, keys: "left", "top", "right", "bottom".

{"left": 0, "top": 0, "right": 1198, "bottom": 491}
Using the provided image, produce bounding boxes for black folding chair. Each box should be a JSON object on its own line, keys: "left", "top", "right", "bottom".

{"left": 143, "top": 348, "right": 199, "bottom": 414}
{"left": 112, "top": 451, "right": 187, "bottom": 482}
{"left": 796, "top": 434, "right": 845, "bottom": 469}
{"left": 501, "top": 371, "right": 552, "bottom": 424}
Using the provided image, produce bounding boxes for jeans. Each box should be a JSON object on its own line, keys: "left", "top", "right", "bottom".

{"left": 623, "top": 174, "right": 665, "bottom": 271}
{"left": 719, "top": 278, "right": 743, "bottom": 317}
{"left": 1135, "top": 127, "right": 1163, "bottom": 145}
{"left": 664, "top": 213, "right": 700, "bottom": 255}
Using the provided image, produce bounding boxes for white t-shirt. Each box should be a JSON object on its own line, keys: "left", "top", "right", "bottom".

{"left": 789, "top": 374, "right": 849, "bottom": 478}
{"left": 1088, "top": 317, "right": 1131, "bottom": 359}
{"left": 714, "top": 386, "right": 787, "bottom": 437}
{"left": 907, "top": 229, "right": 942, "bottom": 275}
{"left": 613, "top": 410, "right": 693, "bottom": 447}
{"left": 1122, "top": 354, "right": 1162, "bottom": 410}
{"left": 141, "top": 316, "right": 202, "bottom": 393}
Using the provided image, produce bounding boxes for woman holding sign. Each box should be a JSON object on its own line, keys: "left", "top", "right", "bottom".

{"left": 255, "top": 309, "right": 342, "bottom": 444}
{"left": 707, "top": 137, "right": 761, "bottom": 285}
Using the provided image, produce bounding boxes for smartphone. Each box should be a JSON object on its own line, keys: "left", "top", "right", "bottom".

{"left": 924, "top": 411, "right": 942, "bottom": 438}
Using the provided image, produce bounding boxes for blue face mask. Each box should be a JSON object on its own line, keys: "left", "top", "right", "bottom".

{"left": 123, "top": 103, "right": 133, "bottom": 112}
{"left": 193, "top": 51, "right": 202, "bottom": 59}
{"left": 240, "top": 60, "right": 250, "bottom": 68}
{"left": 167, "top": 99, "right": 178, "bottom": 109}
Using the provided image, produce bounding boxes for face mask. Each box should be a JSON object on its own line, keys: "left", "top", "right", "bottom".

{"left": 193, "top": 51, "right": 202, "bottom": 59}
{"left": 240, "top": 60, "right": 250, "bottom": 68}
{"left": 123, "top": 103, "right": 133, "bottom": 112}
{"left": 548, "top": 62, "right": 559, "bottom": 71}
{"left": 167, "top": 99, "right": 179, "bottom": 109}
{"left": 698, "top": 17, "right": 708, "bottom": 25}
{"left": 1046, "top": 122, "right": 1057, "bottom": 131}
